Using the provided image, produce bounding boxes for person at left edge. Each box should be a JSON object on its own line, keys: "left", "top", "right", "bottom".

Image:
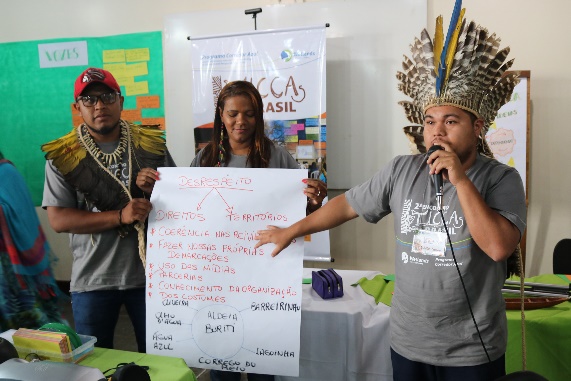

{"left": 41, "top": 67, "right": 176, "bottom": 352}
{"left": 0, "top": 152, "right": 67, "bottom": 330}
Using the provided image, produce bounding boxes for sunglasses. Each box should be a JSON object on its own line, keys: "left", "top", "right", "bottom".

{"left": 77, "top": 92, "right": 120, "bottom": 107}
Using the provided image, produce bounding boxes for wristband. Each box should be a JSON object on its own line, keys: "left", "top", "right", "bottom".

{"left": 117, "top": 207, "right": 129, "bottom": 238}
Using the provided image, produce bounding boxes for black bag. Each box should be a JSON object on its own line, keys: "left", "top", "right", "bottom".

{"left": 312, "top": 268, "right": 343, "bottom": 299}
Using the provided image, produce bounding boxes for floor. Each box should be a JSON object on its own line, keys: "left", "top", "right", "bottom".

{"left": 59, "top": 299, "right": 217, "bottom": 380}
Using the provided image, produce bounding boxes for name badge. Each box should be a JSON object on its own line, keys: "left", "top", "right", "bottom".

{"left": 411, "top": 230, "right": 447, "bottom": 257}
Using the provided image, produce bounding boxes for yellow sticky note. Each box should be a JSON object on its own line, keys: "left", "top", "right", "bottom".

{"left": 103, "top": 49, "right": 126, "bottom": 63}
{"left": 103, "top": 63, "right": 128, "bottom": 79}
{"left": 126, "top": 62, "right": 148, "bottom": 77}
{"left": 125, "top": 81, "right": 149, "bottom": 96}
{"left": 126, "top": 48, "right": 150, "bottom": 62}
{"left": 115, "top": 76, "right": 135, "bottom": 87}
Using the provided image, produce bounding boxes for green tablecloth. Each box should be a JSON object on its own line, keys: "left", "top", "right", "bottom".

{"left": 79, "top": 347, "right": 197, "bottom": 381}
{"left": 506, "top": 274, "right": 571, "bottom": 381}
{"left": 353, "top": 273, "right": 395, "bottom": 306}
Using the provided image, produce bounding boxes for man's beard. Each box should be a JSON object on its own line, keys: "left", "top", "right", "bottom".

{"left": 86, "top": 122, "right": 119, "bottom": 136}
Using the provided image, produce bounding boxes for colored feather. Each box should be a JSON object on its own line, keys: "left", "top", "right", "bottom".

{"left": 402, "top": 125, "right": 426, "bottom": 154}
{"left": 436, "top": 0, "right": 463, "bottom": 95}
{"left": 130, "top": 124, "right": 166, "bottom": 155}
{"left": 41, "top": 129, "right": 86, "bottom": 175}
{"left": 444, "top": 8, "right": 466, "bottom": 83}
{"left": 398, "top": 101, "right": 424, "bottom": 126}
{"left": 401, "top": 29, "right": 436, "bottom": 106}
{"left": 433, "top": 15, "right": 444, "bottom": 70}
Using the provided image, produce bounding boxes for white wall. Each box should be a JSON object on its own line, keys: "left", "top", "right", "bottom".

{"left": 3, "top": 0, "right": 570, "bottom": 279}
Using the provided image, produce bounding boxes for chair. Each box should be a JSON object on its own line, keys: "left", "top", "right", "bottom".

{"left": 494, "top": 370, "right": 548, "bottom": 381}
{"left": 553, "top": 238, "right": 571, "bottom": 274}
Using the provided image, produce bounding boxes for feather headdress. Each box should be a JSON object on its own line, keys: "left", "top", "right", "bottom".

{"left": 398, "top": 0, "right": 519, "bottom": 156}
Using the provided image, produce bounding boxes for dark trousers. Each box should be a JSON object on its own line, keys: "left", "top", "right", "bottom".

{"left": 391, "top": 347, "right": 505, "bottom": 381}
{"left": 71, "top": 288, "right": 146, "bottom": 353}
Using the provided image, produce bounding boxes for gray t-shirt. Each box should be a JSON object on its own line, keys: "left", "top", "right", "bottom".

{"left": 42, "top": 140, "right": 176, "bottom": 292}
{"left": 346, "top": 153, "right": 526, "bottom": 366}
{"left": 190, "top": 144, "right": 299, "bottom": 169}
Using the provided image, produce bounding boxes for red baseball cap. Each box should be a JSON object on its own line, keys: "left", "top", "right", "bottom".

{"left": 74, "top": 67, "right": 121, "bottom": 100}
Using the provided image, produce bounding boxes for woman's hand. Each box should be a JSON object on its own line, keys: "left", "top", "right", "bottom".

{"left": 303, "top": 179, "right": 327, "bottom": 213}
{"left": 136, "top": 168, "right": 160, "bottom": 194}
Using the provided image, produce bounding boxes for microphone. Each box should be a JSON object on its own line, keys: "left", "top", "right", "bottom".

{"left": 427, "top": 145, "right": 444, "bottom": 210}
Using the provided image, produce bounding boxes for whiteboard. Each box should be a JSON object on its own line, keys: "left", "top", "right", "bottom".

{"left": 164, "top": 0, "right": 426, "bottom": 189}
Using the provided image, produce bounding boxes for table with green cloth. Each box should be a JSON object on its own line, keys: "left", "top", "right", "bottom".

{"left": 79, "top": 347, "right": 197, "bottom": 381}
{"left": 506, "top": 274, "right": 571, "bottom": 381}
{"left": 351, "top": 271, "right": 571, "bottom": 380}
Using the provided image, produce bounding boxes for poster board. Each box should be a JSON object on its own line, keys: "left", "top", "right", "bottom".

{"left": 485, "top": 70, "right": 531, "bottom": 258}
{"left": 145, "top": 167, "right": 306, "bottom": 376}
{"left": 486, "top": 71, "right": 531, "bottom": 202}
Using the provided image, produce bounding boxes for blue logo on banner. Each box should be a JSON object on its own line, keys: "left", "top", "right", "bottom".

{"left": 281, "top": 49, "right": 293, "bottom": 62}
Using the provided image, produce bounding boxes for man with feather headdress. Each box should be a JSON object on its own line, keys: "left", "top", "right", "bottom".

{"left": 255, "top": 1, "right": 527, "bottom": 379}
{"left": 41, "top": 68, "right": 175, "bottom": 353}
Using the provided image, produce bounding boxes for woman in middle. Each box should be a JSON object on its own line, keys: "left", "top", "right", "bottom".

{"left": 195, "top": 80, "right": 326, "bottom": 381}
{"left": 191, "top": 80, "right": 326, "bottom": 212}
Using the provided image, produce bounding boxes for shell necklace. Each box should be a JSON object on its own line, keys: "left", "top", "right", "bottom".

{"left": 79, "top": 123, "right": 128, "bottom": 168}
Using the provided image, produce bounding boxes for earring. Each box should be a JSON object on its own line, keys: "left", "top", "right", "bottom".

{"left": 217, "top": 123, "right": 226, "bottom": 167}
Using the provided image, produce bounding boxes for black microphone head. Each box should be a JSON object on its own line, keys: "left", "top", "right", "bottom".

{"left": 426, "top": 145, "right": 443, "bottom": 206}
{"left": 427, "top": 144, "right": 443, "bottom": 155}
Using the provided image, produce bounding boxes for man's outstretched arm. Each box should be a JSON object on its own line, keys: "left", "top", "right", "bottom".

{"left": 255, "top": 194, "right": 358, "bottom": 257}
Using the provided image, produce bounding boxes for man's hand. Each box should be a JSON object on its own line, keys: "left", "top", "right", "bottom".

{"left": 121, "top": 198, "right": 153, "bottom": 224}
{"left": 255, "top": 226, "right": 295, "bottom": 257}
{"left": 426, "top": 143, "right": 470, "bottom": 187}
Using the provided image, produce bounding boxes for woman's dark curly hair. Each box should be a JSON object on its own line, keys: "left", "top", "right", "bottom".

{"left": 200, "top": 80, "right": 272, "bottom": 168}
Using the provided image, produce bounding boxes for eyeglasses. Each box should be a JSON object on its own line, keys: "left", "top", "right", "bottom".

{"left": 77, "top": 92, "right": 119, "bottom": 107}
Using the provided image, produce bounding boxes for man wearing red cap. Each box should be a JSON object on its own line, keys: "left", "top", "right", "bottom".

{"left": 41, "top": 67, "right": 175, "bottom": 352}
